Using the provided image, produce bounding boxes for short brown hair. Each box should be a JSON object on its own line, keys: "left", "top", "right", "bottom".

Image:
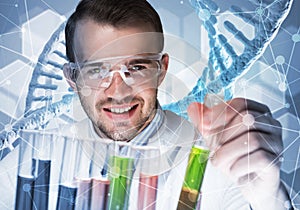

{"left": 65, "top": 0, "right": 164, "bottom": 62}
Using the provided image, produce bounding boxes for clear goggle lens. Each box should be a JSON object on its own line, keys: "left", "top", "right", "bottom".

{"left": 70, "top": 53, "right": 162, "bottom": 88}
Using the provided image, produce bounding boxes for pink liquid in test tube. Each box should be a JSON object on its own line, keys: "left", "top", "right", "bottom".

{"left": 138, "top": 173, "right": 158, "bottom": 210}
{"left": 75, "top": 178, "right": 92, "bottom": 210}
{"left": 90, "top": 177, "right": 110, "bottom": 210}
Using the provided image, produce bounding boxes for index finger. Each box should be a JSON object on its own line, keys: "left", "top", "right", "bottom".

{"left": 187, "top": 98, "right": 271, "bottom": 131}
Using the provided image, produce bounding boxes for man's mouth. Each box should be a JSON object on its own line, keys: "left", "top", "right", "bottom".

{"left": 103, "top": 104, "right": 139, "bottom": 118}
{"left": 107, "top": 106, "right": 134, "bottom": 114}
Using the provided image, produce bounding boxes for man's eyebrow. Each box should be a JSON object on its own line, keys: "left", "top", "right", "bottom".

{"left": 85, "top": 61, "right": 105, "bottom": 66}
{"left": 82, "top": 60, "right": 105, "bottom": 66}
{"left": 128, "top": 58, "right": 153, "bottom": 64}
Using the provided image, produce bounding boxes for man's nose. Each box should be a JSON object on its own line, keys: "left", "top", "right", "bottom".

{"left": 103, "top": 71, "right": 133, "bottom": 100}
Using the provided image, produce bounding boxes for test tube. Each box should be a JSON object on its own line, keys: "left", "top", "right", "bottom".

{"left": 90, "top": 177, "right": 110, "bottom": 210}
{"left": 176, "top": 144, "right": 209, "bottom": 210}
{"left": 56, "top": 137, "right": 79, "bottom": 210}
{"left": 75, "top": 178, "right": 91, "bottom": 210}
{"left": 90, "top": 139, "right": 110, "bottom": 210}
{"left": 74, "top": 139, "right": 93, "bottom": 210}
{"left": 106, "top": 142, "right": 135, "bottom": 210}
{"left": 177, "top": 92, "right": 224, "bottom": 210}
{"left": 32, "top": 131, "right": 53, "bottom": 210}
{"left": 15, "top": 130, "right": 35, "bottom": 210}
{"left": 137, "top": 147, "right": 160, "bottom": 210}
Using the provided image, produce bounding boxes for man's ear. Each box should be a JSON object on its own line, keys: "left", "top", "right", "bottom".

{"left": 63, "top": 63, "right": 77, "bottom": 92}
{"left": 158, "top": 53, "right": 169, "bottom": 86}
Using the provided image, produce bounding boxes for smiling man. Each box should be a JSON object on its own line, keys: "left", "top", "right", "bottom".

{"left": 61, "top": 0, "right": 295, "bottom": 209}
{"left": 64, "top": 3, "right": 168, "bottom": 142}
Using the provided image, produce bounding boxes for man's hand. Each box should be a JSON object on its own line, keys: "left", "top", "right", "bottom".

{"left": 187, "top": 98, "right": 291, "bottom": 209}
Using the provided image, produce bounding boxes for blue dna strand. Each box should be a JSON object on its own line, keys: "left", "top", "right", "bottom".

{"left": 0, "top": 0, "right": 294, "bottom": 155}
{"left": 0, "top": 22, "right": 74, "bottom": 158}
{"left": 162, "top": 0, "right": 294, "bottom": 118}
{"left": 24, "top": 22, "right": 68, "bottom": 116}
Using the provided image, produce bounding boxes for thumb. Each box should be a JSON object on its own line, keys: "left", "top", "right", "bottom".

{"left": 187, "top": 102, "right": 205, "bottom": 134}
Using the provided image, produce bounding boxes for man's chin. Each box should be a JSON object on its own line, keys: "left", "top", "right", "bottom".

{"left": 108, "top": 131, "right": 136, "bottom": 142}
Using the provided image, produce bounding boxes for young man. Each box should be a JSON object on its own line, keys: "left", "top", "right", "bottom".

{"left": 62, "top": 0, "right": 293, "bottom": 209}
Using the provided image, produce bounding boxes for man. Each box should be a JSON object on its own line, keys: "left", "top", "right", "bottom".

{"left": 62, "top": 0, "right": 293, "bottom": 209}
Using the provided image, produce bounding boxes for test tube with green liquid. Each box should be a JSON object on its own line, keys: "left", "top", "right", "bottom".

{"left": 177, "top": 145, "right": 209, "bottom": 210}
{"left": 177, "top": 92, "right": 224, "bottom": 210}
{"left": 107, "top": 155, "right": 134, "bottom": 210}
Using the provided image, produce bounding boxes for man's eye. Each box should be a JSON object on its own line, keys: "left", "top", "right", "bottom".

{"left": 88, "top": 68, "right": 101, "bottom": 74}
{"left": 86, "top": 68, "right": 100, "bottom": 75}
{"left": 128, "top": 64, "right": 147, "bottom": 71}
{"left": 84, "top": 68, "right": 103, "bottom": 79}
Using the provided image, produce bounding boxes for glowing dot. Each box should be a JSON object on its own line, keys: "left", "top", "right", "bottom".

{"left": 292, "top": 34, "right": 300, "bottom": 43}
{"left": 239, "top": 78, "right": 248, "bottom": 87}
{"left": 70, "top": 125, "right": 76, "bottom": 134}
{"left": 110, "top": 166, "right": 121, "bottom": 178}
{"left": 69, "top": 197, "right": 75, "bottom": 204}
{"left": 278, "top": 82, "right": 287, "bottom": 92}
{"left": 279, "top": 156, "right": 284, "bottom": 162}
{"left": 30, "top": 55, "right": 38, "bottom": 63}
{"left": 255, "top": 7, "right": 265, "bottom": 16}
{"left": 15, "top": 4, "right": 18, "bottom": 7}
{"left": 180, "top": 0, "right": 184, "bottom": 4}
{"left": 38, "top": 150, "right": 45, "bottom": 157}
{"left": 275, "top": 55, "right": 285, "bottom": 65}
{"left": 21, "top": 27, "right": 26, "bottom": 33}
{"left": 23, "top": 183, "right": 31, "bottom": 192}
{"left": 244, "top": 141, "right": 247, "bottom": 145}
{"left": 242, "top": 114, "right": 255, "bottom": 126}
{"left": 198, "top": 9, "right": 211, "bottom": 21}
{"left": 285, "top": 103, "right": 290, "bottom": 108}
{"left": 81, "top": 86, "right": 92, "bottom": 96}
{"left": 4, "top": 124, "right": 12, "bottom": 131}
{"left": 284, "top": 200, "right": 292, "bottom": 208}
{"left": 116, "top": 205, "right": 120, "bottom": 209}
{"left": 60, "top": 16, "right": 67, "bottom": 21}
{"left": 6, "top": 80, "right": 11, "bottom": 85}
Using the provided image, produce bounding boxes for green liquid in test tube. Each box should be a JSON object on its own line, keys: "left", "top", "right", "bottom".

{"left": 177, "top": 145, "right": 209, "bottom": 210}
{"left": 177, "top": 92, "right": 224, "bottom": 210}
{"left": 107, "top": 156, "right": 134, "bottom": 210}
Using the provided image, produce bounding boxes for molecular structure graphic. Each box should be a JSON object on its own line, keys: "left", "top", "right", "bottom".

{"left": 0, "top": 0, "right": 294, "bottom": 149}
{"left": 163, "top": 0, "right": 294, "bottom": 117}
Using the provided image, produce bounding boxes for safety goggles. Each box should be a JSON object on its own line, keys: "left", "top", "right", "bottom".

{"left": 69, "top": 53, "right": 163, "bottom": 89}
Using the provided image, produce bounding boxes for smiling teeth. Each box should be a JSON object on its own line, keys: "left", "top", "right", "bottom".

{"left": 109, "top": 106, "right": 133, "bottom": 114}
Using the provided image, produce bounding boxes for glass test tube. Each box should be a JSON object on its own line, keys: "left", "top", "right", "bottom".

{"left": 106, "top": 142, "right": 135, "bottom": 210}
{"left": 32, "top": 131, "right": 53, "bottom": 210}
{"left": 15, "top": 131, "right": 35, "bottom": 210}
{"left": 90, "top": 177, "right": 110, "bottom": 210}
{"left": 137, "top": 147, "right": 160, "bottom": 210}
{"left": 74, "top": 139, "right": 93, "bottom": 210}
{"left": 56, "top": 137, "right": 79, "bottom": 210}
{"left": 176, "top": 144, "right": 209, "bottom": 210}
{"left": 177, "top": 92, "right": 224, "bottom": 210}
{"left": 90, "top": 139, "right": 110, "bottom": 210}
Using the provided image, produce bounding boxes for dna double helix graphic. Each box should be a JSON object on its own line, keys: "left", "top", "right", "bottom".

{"left": 162, "top": 0, "right": 293, "bottom": 117}
{"left": 0, "top": 0, "right": 294, "bottom": 158}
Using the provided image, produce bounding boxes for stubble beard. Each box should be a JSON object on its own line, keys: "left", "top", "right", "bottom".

{"left": 99, "top": 97, "right": 156, "bottom": 141}
{"left": 80, "top": 93, "right": 157, "bottom": 142}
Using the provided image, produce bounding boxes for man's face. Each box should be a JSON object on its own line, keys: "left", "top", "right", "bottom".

{"left": 71, "top": 19, "right": 168, "bottom": 141}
